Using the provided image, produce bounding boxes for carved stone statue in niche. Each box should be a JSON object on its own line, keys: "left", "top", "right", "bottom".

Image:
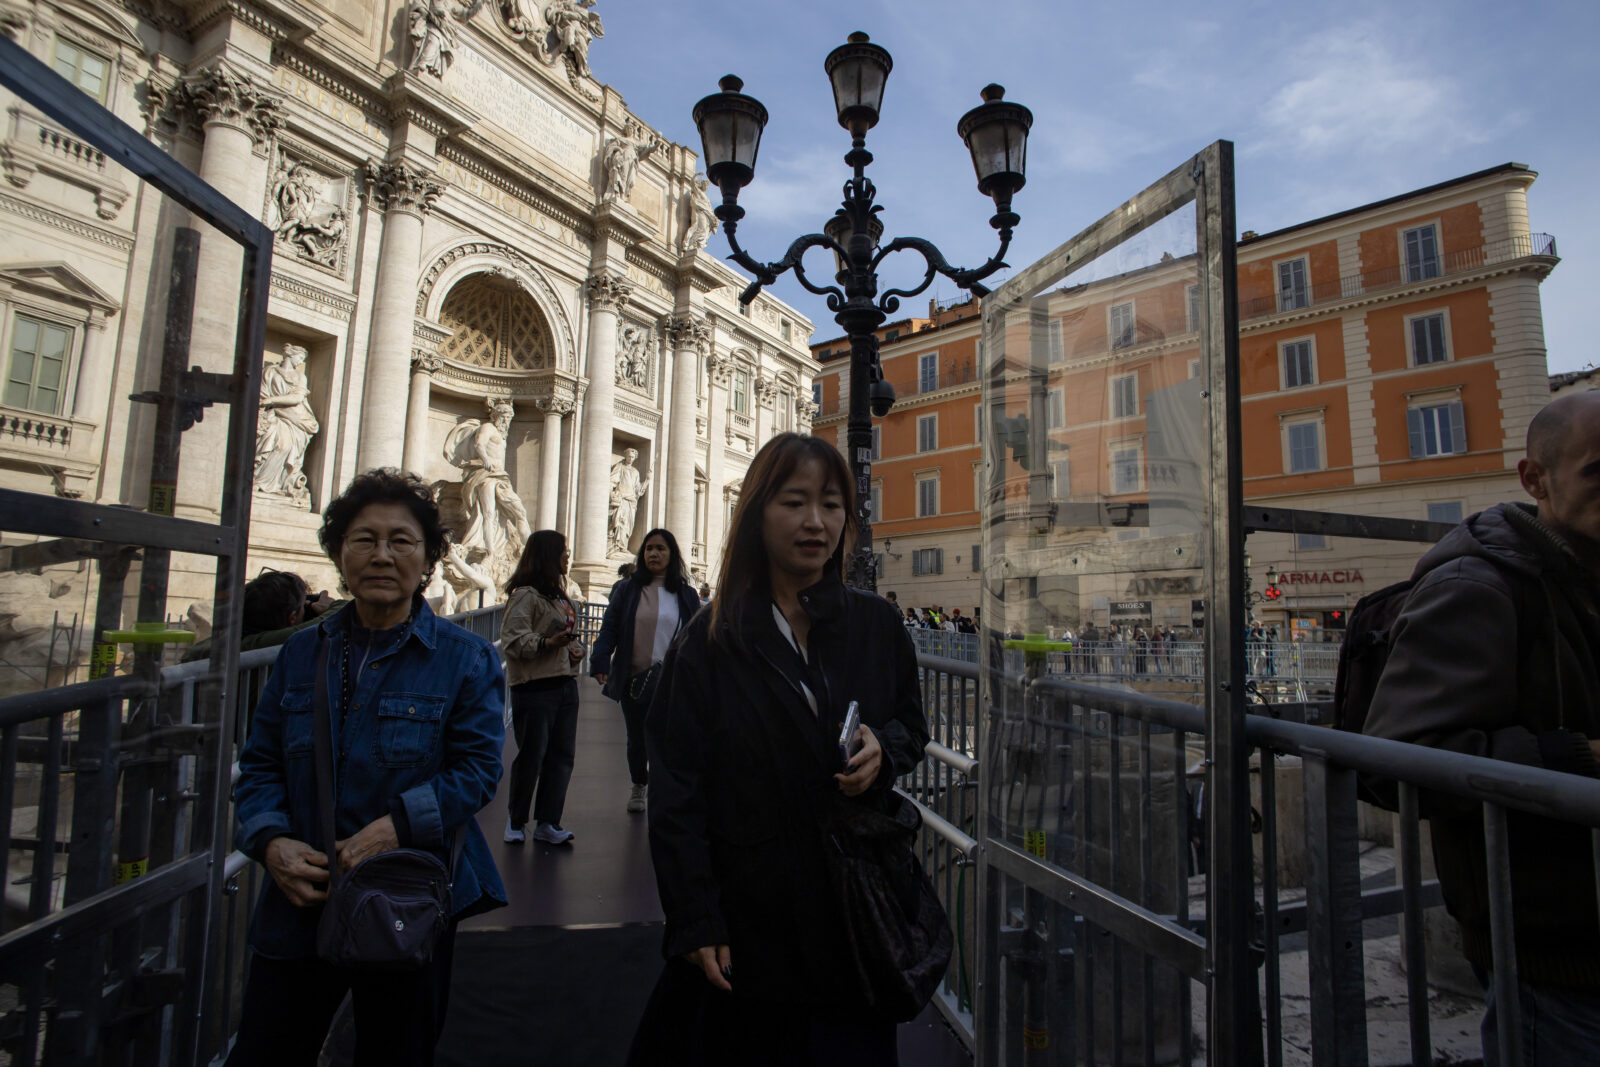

{"left": 681, "top": 172, "right": 718, "bottom": 253}
{"left": 608, "top": 447, "right": 645, "bottom": 556}
{"left": 615, "top": 321, "right": 653, "bottom": 389}
{"left": 254, "top": 344, "right": 319, "bottom": 507}
{"left": 601, "top": 119, "right": 660, "bottom": 203}
{"left": 267, "top": 154, "right": 349, "bottom": 268}
{"left": 442, "top": 397, "right": 533, "bottom": 587}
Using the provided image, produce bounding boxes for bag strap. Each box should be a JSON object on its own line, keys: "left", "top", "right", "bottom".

{"left": 311, "top": 633, "right": 341, "bottom": 892}
{"left": 312, "top": 630, "right": 466, "bottom": 886}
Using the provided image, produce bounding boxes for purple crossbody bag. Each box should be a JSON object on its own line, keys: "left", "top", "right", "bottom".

{"left": 311, "top": 636, "right": 462, "bottom": 970}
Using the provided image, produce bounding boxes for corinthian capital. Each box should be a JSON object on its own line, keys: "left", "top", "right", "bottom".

{"left": 154, "top": 65, "right": 283, "bottom": 146}
{"left": 536, "top": 394, "right": 575, "bottom": 416}
{"left": 363, "top": 159, "right": 443, "bottom": 216}
{"left": 585, "top": 272, "right": 633, "bottom": 312}
{"left": 665, "top": 314, "right": 712, "bottom": 355}
{"left": 411, "top": 351, "right": 443, "bottom": 376}
{"left": 705, "top": 351, "right": 734, "bottom": 386}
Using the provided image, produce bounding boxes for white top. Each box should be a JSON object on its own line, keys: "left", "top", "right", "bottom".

{"left": 771, "top": 602, "right": 818, "bottom": 716}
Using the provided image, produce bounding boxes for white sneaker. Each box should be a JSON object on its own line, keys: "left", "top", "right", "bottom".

{"left": 533, "top": 823, "right": 574, "bottom": 845}
{"left": 503, "top": 818, "right": 526, "bottom": 845}
{"left": 627, "top": 784, "right": 647, "bottom": 813}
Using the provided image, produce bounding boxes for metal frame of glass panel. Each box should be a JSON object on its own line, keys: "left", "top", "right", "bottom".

{"left": 0, "top": 34, "right": 268, "bottom": 1067}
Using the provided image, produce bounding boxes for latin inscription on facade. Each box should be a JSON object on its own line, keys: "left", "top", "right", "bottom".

{"left": 434, "top": 159, "right": 585, "bottom": 252}
{"left": 451, "top": 45, "right": 593, "bottom": 181}
{"left": 271, "top": 67, "right": 386, "bottom": 143}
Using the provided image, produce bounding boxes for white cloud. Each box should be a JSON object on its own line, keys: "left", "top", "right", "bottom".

{"left": 734, "top": 145, "right": 848, "bottom": 227}
{"left": 1259, "top": 24, "right": 1492, "bottom": 157}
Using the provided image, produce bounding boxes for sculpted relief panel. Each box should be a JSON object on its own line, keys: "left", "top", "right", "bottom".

{"left": 266, "top": 148, "right": 351, "bottom": 272}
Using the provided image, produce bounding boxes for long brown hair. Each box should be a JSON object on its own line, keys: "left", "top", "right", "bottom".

{"left": 506, "top": 530, "right": 569, "bottom": 601}
{"left": 708, "top": 432, "right": 856, "bottom": 647}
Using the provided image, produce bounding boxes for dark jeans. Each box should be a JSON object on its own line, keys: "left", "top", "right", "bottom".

{"left": 224, "top": 926, "right": 456, "bottom": 1067}
{"left": 620, "top": 691, "right": 649, "bottom": 786}
{"left": 507, "top": 677, "right": 579, "bottom": 829}
{"left": 1475, "top": 965, "right": 1600, "bottom": 1066}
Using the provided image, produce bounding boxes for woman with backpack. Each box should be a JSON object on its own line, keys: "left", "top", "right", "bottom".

{"left": 589, "top": 529, "right": 702, "bottom": 813}
{"left": 499, "top": 531, "right": 586, "bottom": 846}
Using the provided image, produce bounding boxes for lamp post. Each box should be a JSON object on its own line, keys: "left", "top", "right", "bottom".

{"left": 692, "top": 32, "right": 1033, "bottom": 590}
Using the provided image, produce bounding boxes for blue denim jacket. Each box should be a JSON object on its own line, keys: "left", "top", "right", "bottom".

{"left": 234, "top": 601, "right": 507, "bottom": 958}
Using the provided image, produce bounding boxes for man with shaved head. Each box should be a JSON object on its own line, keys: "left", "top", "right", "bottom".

{"left": 1365, "top": 390, "right": 1600, "bottom": 1064}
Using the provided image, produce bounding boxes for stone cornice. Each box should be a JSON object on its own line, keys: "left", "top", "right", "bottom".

{"left": 273, "top": 46, "right": 391, "bottom": 121}
{"left": 363, "top": 158, "right": 442, "bottom": 216}
{"left": 184, "top": 0, "right": 323, "bottom": 43}
{"left": 435, "top": 142, "right": 591, "bottom": 236}
{"left": 269, "top": 271, "right": 356, "bottom": 319}
{"left": 382, "top": 69, "right": 480, "bottom": 140}
{"left": 616, "top": 398, "right": 660, "bottom": 428}
{"left": 0, "top": 191, "right": 134, "bottom": 252}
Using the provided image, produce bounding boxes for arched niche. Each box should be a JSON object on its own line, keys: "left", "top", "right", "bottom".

{"left": 416, "top": 241, "right": 578, "bottom": 375}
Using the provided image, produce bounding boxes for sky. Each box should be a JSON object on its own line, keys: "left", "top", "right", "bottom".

{"left": 585, "top": 0, "right": 1598, "bottom": 374}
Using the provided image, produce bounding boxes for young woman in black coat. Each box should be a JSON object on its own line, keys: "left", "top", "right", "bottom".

{"left": 628, "top": 433, "right": 931, "bottom": 1066}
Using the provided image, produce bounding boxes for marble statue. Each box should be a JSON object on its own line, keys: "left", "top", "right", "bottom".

{"left": 608, "top": 447, "right": 644, "bottom": 556}
{"left": 443, "top": 397, "right": 532, "bottom": 586}
{"left": 545, "top": 0, "right": 602, "bottom": 78}
{"left": 436, "top": 541, "right": 496, "bottom": 615}
{"left": 254, "top": 345, "right": 319, "bottom": 506}
{"left": 601, "top": 120, "right": 659, "bottom": 203}
{"left": 681, "top": 173, "right": 717, "bottom": 253}
{"left": 269, "top": 157, "right": 348, "bottom": 267}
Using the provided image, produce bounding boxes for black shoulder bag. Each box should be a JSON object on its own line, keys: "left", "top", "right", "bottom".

{"left": 311, "top": 636, "right": 461, "bottom": 970}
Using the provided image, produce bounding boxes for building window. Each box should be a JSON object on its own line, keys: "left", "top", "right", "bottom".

{"left": 870, "top": 480, "right": 882, "bottom": 523}
{"left": 916, "top": 475, "right": 939, "bottom": 517}
{"left": 971, "top": 544, "right": 981, "bottom": 572}
{"left": 1111, "top": 447, "right": 1141, "bottom": 494}
{"left": 776, "top": 386, "right": 794, "bottom": 432}
{"left": 885, "top": 329, "right": 900, "bottom": 341}
{"left": 919, "top": 352, "right": 938, "bottom": 393}
{"left": 917, "top": 414, "right": 938, "bottom": 452}
{"left": 912, "top": 547, "right": 944, "bottom": 576}
{"left": 870, "top": 424, "right": 881, "bottom": 461}
{"left": 1109, "top": 302, "right": 1135, "bottom": 349}
{"left": 1277, "top": 258, "right": 1309, "bottom": 311}
{"left": 1110, "top": 373, "right": 1138, "bottom": 418}
{"left": 780, "top": 319, "right": 792, "bottom": 342}
{"left": 1188, "top": 358, "right": 1201, "bottom": 380}
{"left": 732, "top": 369, "right": 750, "bottom": 415}
{"left": 1286, "top": 420, "right": 1323, "bottom": 473}
{"left": 1048, "top": 320, "right": 1064, "bottom": 363}
{"left": 812, "top": 381, "right": 822, "bottom": 407}
{"left": 1410, "top": 312, "right": 1448, "bottom": 366}
{"left": 1427, "top": 500, "right": 1465, "bottom": 525}
{"left": 973, "top": 463, "right": 983, "bottom": 513}
{"left": 1050, "top": 456, "right": 1070, "bottom": 500}
{"left": 974, "top": 403, "right": 982, "bottom": 443}
{"left": 52, "top": 39, "right": 110, "bottom": 104}
{"left": 1281, "top": 340, "right": 1315, "bottom": 389}
{"left": 1187, "top": 284, "right": 1202, "bottom": 333}
{"left": 738, "top": 300, "right": 751, "bottom": 318}
{"left": 1296, "top": 532, "right": 1329, "bottom": 550}
{"left": 1047, "top": 387, "right": 1064, "bottom": 430}
{"left": 1403, "top": 224, "right": 1441, "bottom": 282}
{"left": 1408, "top": 401, "right": 1466, "bottom": 457}
{"left": 5, "top": 314, "right": 72, "bottom": 414}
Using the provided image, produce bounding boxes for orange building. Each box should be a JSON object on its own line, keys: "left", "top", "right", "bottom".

{"left": 812, "top": 162, "right": 1559, "bottom": 633}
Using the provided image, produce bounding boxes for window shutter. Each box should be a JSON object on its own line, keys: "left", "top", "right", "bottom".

{"left": 1448, "top": 401, "right": 1466, "bottom": 453}
{"left": 935, "top": 548, "right": 944, "bottom": 575}
{"left": 912, "top": 552, "right": 922, "bottom": 577}
{"left": 971, "top": 545, "right": 981, "bottom": 572}
{"left": 1406, "top": 408, "right": 1425, "bottom": 458}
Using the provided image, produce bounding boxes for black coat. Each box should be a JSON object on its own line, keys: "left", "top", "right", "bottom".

{"left": 590, "top": 577, "right": 703, "bottom": 702}
{"left": 643, "top": 569, "right": 930, "bottom": 1008}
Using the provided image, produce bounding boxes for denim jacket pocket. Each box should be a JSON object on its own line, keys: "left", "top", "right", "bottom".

{"left": 280, "top": 685, "right": 314, "bottom": 757}
{"left": 376, "top": 694, "right": 447, "bottom": 767}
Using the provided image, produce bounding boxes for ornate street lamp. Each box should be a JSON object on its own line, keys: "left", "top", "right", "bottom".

{"left": 692, "top": 32, "right": 1033, "bottom": 590}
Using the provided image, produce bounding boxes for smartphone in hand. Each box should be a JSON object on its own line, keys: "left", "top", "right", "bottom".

{"left": 838, "top": 700, "right": 863, "bottom": 768}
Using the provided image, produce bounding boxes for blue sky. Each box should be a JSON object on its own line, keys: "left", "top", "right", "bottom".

{"left": 590, "top": 0, "right": 1597, "bottom": 373}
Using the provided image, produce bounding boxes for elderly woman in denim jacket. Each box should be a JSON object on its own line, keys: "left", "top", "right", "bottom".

{"left": 229, "top": 469, "right": 507, "bottom": 1067}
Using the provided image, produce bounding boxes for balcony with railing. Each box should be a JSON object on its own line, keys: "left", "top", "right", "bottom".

{"left": 1239, "top": 232, "right": 1558, "bottom": 320}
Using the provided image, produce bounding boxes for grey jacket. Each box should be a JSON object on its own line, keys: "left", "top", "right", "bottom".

{"left": 500, "top": 586, "right": 583, "bottom": 687}
{"left": 1364, "top": 502, "right": 1600, "bottom": 984}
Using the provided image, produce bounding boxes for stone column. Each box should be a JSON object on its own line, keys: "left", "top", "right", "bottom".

{"left": 573, "top": 272, "right": 631, "bottom": 582}
{"left": 664, "top": 315, "right": 709, "bottom": 542}
{"left": 702, "top": 350, "right": 733, "bottom": 574}
{"left": 356, "top": 160, "right": 442, "bottom": 472}
{"left": 72, "top": 313, "right": 114, "bottom": 420}
{"left": 535, "top": 394, "right": 573, "bottom": 530}
{"left": 156, "top": 66, "right": 281, "bottom": 511}
{"left": 401, "top": 353, "right": 441, "bottom": 474}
